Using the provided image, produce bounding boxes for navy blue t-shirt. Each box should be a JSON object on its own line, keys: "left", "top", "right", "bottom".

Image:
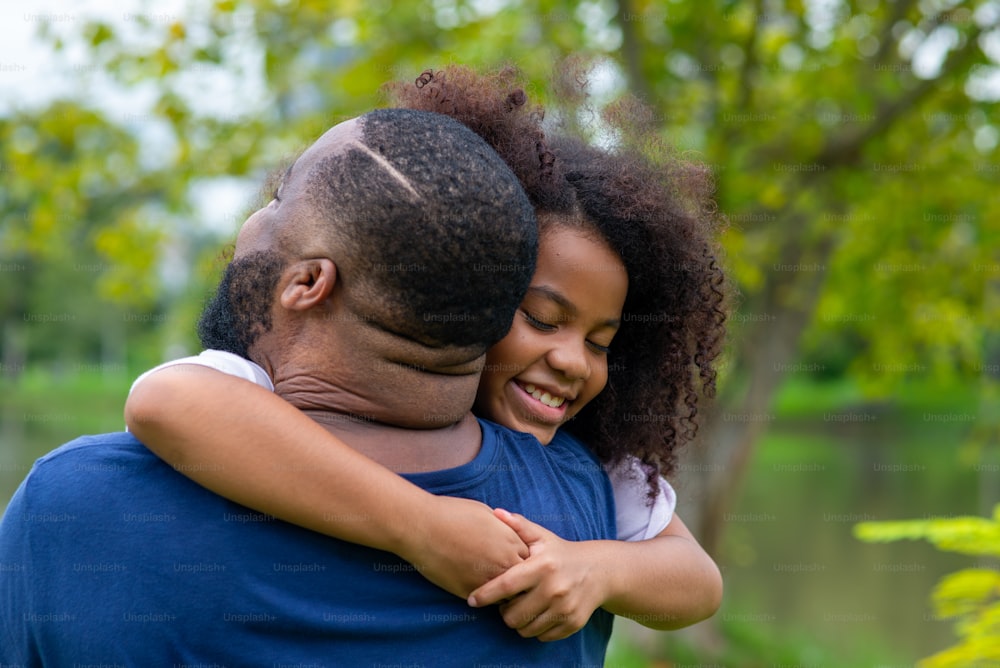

{"left": 0, "top": 419, "right": 614, "bottom": 667}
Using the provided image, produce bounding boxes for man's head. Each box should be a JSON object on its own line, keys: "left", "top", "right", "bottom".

{"left": 199, "top": 109, "right": 537, "bottom": 361}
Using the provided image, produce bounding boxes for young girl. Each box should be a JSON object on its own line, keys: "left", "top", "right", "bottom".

{"left": 125, "top": 65, "right": 727, "bottom": 641}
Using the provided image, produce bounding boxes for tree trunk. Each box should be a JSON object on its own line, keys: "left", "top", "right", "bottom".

{"left": 677, "top": 230, "right": 834, "bottom": 557}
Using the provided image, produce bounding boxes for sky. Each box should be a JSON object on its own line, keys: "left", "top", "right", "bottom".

{"left": 1, "top": 0, "right": 186, "bottom": 111}
{"left": 0, "top": 0, "right": 259, "bottom": 235}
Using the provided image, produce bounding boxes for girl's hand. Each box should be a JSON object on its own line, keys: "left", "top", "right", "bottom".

{"left": 466, "top": 508, "right": 608, "bottom": 641}
{"left": 403, "top": 497, "right": 529, "bottom": 598}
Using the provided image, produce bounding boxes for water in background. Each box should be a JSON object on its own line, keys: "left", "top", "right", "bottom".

{"left": 709, "top": 415, "right": 989, "bottom": 663}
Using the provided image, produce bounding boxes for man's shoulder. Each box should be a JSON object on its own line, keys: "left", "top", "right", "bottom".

{"left": 546, "top": 428, "right": 606, "bottom": 474}
{"left": 33, "top": 431, "right": 148, "bottom": 469}
{"left": 475, "top": 420, "right": 615, "bottom": 540}
{"left": 478, "top": 417, "right": 521, "bottom": 437}
{"left": 16, "top": 432, "right": 162, "bottom": 506}
{"left": 479, "top": 419, "right": 607, "bottom": 481}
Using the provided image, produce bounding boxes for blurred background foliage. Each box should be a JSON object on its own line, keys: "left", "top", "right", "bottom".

{"left": 856, "top": 506, "right": 1000, "bottom": 667}
{"left": 1, "top": 0, "right": 999, "bottom": 664}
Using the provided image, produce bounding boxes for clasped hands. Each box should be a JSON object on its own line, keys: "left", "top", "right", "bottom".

{"left": 405, "top": 496, "right": 606, "bottom": 642}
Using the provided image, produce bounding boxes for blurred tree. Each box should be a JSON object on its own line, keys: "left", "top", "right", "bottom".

{"left": 0, "top": 102, "right": 169, "bottom": 379}
{"left": 633, "top": 0, "right": 1000, "bottom": 561}
{"left": 4, "top": 0, "right": 999, "bottom": 645}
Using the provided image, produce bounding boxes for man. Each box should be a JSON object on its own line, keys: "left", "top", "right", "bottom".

{"left": 0, "top": 109, "right": 615, "bottom": 665}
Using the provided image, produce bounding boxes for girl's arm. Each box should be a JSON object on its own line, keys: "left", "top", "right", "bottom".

{"left": 125, "top": 363, "right": 528, "bottom": 598}
{"left": 466, "top": 509, "right": 723, "bottom": 641}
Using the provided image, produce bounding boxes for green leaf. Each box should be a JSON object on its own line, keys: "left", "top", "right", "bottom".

{"left": 931, "top": 569, "right": 1000, "bottom": 619}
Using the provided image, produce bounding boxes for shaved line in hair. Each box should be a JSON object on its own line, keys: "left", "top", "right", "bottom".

{"left": 347, "top": 140, "right": 422, "bottom": 200}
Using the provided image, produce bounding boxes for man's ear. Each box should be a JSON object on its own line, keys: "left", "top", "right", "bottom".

{"left": 279, "top": 259, "right": 337, "bottom": 311}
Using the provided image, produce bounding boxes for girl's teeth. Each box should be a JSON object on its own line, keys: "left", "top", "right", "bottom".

{"left": 521, "top": 383, "right": 564, "bottom": 408}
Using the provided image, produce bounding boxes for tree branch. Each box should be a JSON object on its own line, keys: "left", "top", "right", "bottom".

{"left": 613, "top": 0, "right": 656, "bottom": 106}
{"left": 873, "top": 0, "right": 919, "bottom": 67}
{"left": 735, "top": 0, "right": 764, "bottom": 110}
{"left": 815, "top": 20, "right": 988, "bottom": 168}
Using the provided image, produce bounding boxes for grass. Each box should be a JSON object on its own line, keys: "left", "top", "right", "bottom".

{"left": 772, "top": 373, "right": 990, "bottom": 426}
{"left": 3, "top": 368, "right": 130, "bottom": 440}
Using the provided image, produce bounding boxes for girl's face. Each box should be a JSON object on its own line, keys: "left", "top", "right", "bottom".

{"left": 475, "top": 225, "right": 628, "bottom": 444}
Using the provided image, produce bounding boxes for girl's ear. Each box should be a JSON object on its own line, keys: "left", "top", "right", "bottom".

{"left": 279, "top": 259, "right": 337, "bottom": 311}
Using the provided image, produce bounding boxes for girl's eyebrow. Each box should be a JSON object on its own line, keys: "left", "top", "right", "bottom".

{"left": 526, "top": 285, "right": 621, "bottom": 328}
{"left": 526, "top": 285, "right": 575, "bottom": 313}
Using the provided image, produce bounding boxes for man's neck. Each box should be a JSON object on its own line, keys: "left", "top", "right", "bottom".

{"left": 303, "top": 410, "right": 483, "bottom": 474}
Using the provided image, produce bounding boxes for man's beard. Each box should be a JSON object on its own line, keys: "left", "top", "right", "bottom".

{"left": 197, "top": 251, "right": 286, "bottom": 359}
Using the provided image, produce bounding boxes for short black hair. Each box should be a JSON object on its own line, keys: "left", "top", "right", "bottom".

{"left": 305, "top": 108, "right": 537, "bottom": 350}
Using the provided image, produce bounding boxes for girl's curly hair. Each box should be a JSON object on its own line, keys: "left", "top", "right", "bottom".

{"left": 382, "top": 65, "right": 571, "bottom": 212}
{"left": 385, "top": 64, "right": 728, "bottom": 492}
{"left": 554, "top": 135, "right": 727, "bottom": 492}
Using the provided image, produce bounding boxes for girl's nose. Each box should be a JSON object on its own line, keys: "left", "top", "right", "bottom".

{"left": 546, "top": 337, "right": 590, "bottom": 382}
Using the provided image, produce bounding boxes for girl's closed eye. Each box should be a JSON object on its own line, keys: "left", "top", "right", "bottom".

{"left": 522, "top": 308, "right": 613, "bottom": 354}
{"left": 521, "top": 310, "right": 557, "bottom": 331}
{"left": 587, "top": 340, "right": 612, "bottom": 355}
